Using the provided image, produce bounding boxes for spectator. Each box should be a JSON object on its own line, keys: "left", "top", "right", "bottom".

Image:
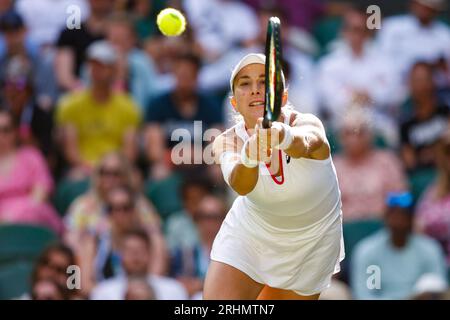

{"left": 64, "top": 152, "right": 166, "bottom": 277}
{"left": 55, "top": 40, "right": 141, "bottom": 176}
{"left": 77, "top": 186, "right": 168, "bottom": 293}
{"left": 199, "top": 4, "right": 319, "bottom": 115}
{"left": 183, "top": 0, "right": 259, "bottom": 62}
{"left": 54, "top": 0, "right": 111, "bottom": 92}
{"left": 165, "top": 177, "right": 210, "bottom": 252}
{"left": 243, "top": 0, "right": 351, "bottom": 33}
{"left": 90, "top": 229, "right": 188, "bottom": 300}
{"left": 144, "top": 52, "right": 223, "bottom": 180}
{"left": 410, "top": 273, "right": 449, "bottom": 299}
{"left": 31, "top": 279, "right": 68, "bottom": 300}
{"left": 15, "top": 0, "right": 89, "bottom": 48}
{"left": 0, "top": 0, "right": 13, "bottom": 14}
{"left": 0, "top": 108, "right": 63, "bottom": 234}
{"left": 29, "top": 243, "right": 81, "bottom": 299}
{"left": 416, "top": 127, "right": 450, "bottom": 265}
{"left": 317, "top": 6, "right": 402, "bottom": 146}
{"left": 103, "top": 12, "right": 159, "bottom": 112}
{"left": 131, "top": 0, "right": 166, "bottom": 41}
{"left": 377, "top": 0, "right": 450, "bottom": 80}
{"left": 400, "top": 62, "right": 450, "bottom": 174}
{"left": 334, "top": 108, "right": 407, "bottom": 221}
{"left": 170, "top": 194, "right": 226, "bottom": 298}
{"left": 124, "top": 276, "right": 156, "bottom": 300}
{"left": 0, "top": 10, "right": 59, "bottom": 110}
{"left": 351, "top": 192, "right": 447, "bottom": 299}
{"left": 1, "top": 55, "right": 55, "bottom": 154}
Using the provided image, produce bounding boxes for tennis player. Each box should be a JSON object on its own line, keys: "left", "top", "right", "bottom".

{"left": 203, "top": 53, "right": 345, "bottom": 300}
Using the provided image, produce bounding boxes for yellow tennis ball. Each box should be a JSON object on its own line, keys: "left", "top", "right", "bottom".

{"left": 157, "top": 8, "right": 186, "bottom": 37}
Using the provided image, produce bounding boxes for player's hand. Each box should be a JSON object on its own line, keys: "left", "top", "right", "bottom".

{"left": 245, "top": 133, "right": 271, "bottom": 164}
{"left": 255, "top": 118, "right": 285, "bottom": 150}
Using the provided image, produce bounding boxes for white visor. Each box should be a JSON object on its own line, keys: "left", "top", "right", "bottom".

{"left": 229, "top": 53, "right": 285, "bottom": 93}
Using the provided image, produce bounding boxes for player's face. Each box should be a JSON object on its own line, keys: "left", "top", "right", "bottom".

{"left": 232, "top": 63, "right": 266, "bottom": 128}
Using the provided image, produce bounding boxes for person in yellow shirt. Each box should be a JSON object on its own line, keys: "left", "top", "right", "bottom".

{"left": 56, "top": 40, "right": 141, "bottom": 176}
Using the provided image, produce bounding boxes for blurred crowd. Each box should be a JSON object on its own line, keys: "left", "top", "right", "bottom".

{"left": 0, "top": 0, "right": 449, "bottom": 300}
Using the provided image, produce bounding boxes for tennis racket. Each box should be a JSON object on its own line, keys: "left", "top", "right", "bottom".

{"left": 263, "top": 16, "right": 283, "bottom": 129}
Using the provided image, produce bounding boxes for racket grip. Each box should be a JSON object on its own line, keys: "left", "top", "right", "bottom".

{"left": 262, "top": 118, "right": 271, "bottom": 129}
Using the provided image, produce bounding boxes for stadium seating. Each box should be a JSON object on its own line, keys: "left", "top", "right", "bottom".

{"left": 0, "top": 261, "right": 33, "bottom": 300}
{"left": 0, "top": 224, "right": 57, "bottom": 264}
{"left": 145, "top": 172, "right": 184, "bottom": 223}
{"left": 52, "top": 178, "right": 91, "bottom": 216}
{"left": 343, "top": 219, "right": 384, "bottom": 261}
{"left": 340, "top": 219, "right": 384, "bottom": 282}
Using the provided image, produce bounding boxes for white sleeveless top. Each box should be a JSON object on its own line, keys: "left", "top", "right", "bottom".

{"left": 232, "top": 113, "right": 342, "bottom": 230}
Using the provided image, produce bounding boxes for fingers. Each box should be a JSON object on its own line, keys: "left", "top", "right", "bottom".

{"left": 256, "top": 117, "right": 264, "bottom": 128}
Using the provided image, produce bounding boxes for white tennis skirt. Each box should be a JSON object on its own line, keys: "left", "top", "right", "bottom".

{"left": 210, "top": 200, "right": 345, "bottom": 296}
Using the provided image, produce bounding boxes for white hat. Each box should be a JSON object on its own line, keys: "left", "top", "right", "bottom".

{"left": 414, "top": 0, "right": 446, "bottom": 10}
{"left": 413, "top": 273, "right": 448, "bottom": 296}
{"left": 87, "top": 40, "right": 118, "bottom": 65}
{"left": 229, "top": 53, "right": 285, "bottom": 93}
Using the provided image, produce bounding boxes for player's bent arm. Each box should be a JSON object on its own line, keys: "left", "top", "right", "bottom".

{"left": 284, "top": 113, "right": 330, "bottom": 160}
{"left": 213, "top": 134, "right": 259, "bottom": 196}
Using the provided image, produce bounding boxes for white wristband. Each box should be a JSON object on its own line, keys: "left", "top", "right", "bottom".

{"left": 272, "top": 122, "right": 293, "bottom": 150}
{"left": 240, "top": 140, "right": 258, "bottom": 168}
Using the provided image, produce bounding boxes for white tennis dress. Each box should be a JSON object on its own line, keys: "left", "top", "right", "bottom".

{"left": 211, "top": 114, "right": 345, "bottom": 296}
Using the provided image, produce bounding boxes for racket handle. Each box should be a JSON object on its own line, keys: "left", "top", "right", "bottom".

{"left": 262, "top": 118, "right": 271, "bottom": 129}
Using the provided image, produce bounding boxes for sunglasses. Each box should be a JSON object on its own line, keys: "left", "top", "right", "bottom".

{"left": 99, "top": 167, "right": 122, "bottom": 177}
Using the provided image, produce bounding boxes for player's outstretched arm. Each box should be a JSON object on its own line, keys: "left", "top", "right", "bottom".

{"left": 213, "top": 133, "right": 262, "bottom": 196}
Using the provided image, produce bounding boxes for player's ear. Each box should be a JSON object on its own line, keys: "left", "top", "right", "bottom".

{"left": 230, "top": 96, "right": 237, "bottom": 110}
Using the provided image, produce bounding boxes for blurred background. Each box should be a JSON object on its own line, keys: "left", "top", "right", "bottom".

{"left": 0, "top": 0, "right": 449, "bottom": 300}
